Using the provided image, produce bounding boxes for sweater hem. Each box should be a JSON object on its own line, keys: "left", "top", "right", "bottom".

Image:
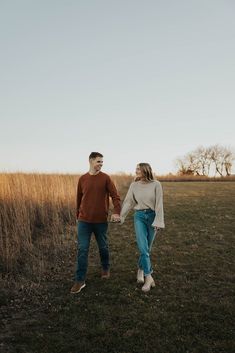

{"left": 78, "top": 217, "right": 108, "bottom": 224}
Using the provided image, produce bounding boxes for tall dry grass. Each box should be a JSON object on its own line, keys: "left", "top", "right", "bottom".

{"left": 0, "top": 173, "right": 78, "bottom": 274}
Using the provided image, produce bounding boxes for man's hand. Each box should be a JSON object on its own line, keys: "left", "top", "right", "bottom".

{"left": 110, "top": 214, "right": 121, "bottom": 223}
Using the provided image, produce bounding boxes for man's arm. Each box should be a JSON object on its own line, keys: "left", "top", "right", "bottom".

{"left": 76, "top": 178, "right": 83, "bottom": 219}
{"left": 106, "top": 176, "right": 121, "bottom": 221}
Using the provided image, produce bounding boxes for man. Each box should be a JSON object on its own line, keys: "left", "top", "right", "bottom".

{"left": 71, "top": 152, "right": 121, "bottom": 294}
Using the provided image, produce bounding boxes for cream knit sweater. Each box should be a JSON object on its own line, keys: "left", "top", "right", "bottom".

{"left": 120, "top": 180, "right": 165, "bottom": 228}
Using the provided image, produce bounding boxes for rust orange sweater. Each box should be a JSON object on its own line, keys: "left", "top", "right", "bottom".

{"left": 76, "top": 172, "right": 121, "bottom": 223}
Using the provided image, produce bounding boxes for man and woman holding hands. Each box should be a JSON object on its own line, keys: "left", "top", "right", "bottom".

{"left": 71, "top": 152, "right": 165, "bottom": 294}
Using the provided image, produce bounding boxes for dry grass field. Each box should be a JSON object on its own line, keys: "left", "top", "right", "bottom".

{"left": 0, "top": 173, "right": 235, "bottom": 353}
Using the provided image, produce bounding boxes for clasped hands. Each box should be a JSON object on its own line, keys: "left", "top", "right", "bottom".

{"left": 110, "top": 214, "right": 121, "bottom": 223}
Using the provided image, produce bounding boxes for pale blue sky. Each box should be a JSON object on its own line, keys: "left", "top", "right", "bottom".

{"left": 1, "top": 0, "right": 234, "bottom": 175}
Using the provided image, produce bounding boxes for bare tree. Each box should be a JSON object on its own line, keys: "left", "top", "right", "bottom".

{"left": 194, "top": 146, "right": 212, "bottom": 176}
{"left": 176, "top": 153, "right": 200, "bottom": 175}
{"left": 223, "top": 148, "right": 234, "bottom": 176}
{"left": 176, "top": 157, "right": 194, "bottom": 175}
{"left": 210, "top": 145, "right": 235, "bottom": 176}
{"left": 176, "top": 145, "right": 234, "bottom": 176}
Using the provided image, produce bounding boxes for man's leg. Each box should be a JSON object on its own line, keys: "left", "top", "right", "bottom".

{"left": 75, "top": 221, "right": 92, "bottom": 282}
{"left": 93, "top": 223, "right": 110, "bottom": 275}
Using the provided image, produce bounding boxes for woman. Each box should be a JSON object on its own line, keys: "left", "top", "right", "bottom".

{"left": 120, "top": 163, "right": 165, "bottom": 292}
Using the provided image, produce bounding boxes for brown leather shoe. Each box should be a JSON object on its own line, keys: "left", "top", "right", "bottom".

{"left": 101, "top": 270, "right": 110, "bottom": 279}
{"left": 70, "top": 281, "right": 86, "bottom": 294}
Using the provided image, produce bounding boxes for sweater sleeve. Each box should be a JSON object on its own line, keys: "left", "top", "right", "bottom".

{"left": 106, "top": 176, "right": 121, "bottom": 214}
{"left": 76, "top": 178, "right": 83, "bottom": 219}
{"left": 152, "top": 181, "right": 165, "bottom": 228}
{"left": 120, "top": 183, "right": 136, "bottom": 223}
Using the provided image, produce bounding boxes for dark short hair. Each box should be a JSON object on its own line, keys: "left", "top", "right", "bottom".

{"left": 89, "top": 152, "right": 103, "bottom": 160}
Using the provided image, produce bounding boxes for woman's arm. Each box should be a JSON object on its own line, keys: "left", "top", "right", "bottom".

{"left": 120, "top": 183, "right": 136, "bottom": 223}
{"left": 152, "top": 181, "right": 165, "bottom": 228}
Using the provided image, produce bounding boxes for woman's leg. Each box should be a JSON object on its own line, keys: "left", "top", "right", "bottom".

{"left": 146, "top": 211, "right": 157, "bottom": 274}
{"left": 134, "top": 211, "right": 152, "bottom": 276}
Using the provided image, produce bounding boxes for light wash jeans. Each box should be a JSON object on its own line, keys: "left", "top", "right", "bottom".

{"left": 134, "top": 209, "right": 156, "bottom": 276}
{"left": 75, "top": 221, "right": 109, "bottom": 282}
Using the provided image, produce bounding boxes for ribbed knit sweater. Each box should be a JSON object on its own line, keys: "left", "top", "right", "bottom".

{"left": 77, "top": 171, "right": 121, "bottom": 223}
{"left": 120, "top": 180, "right": 165, "bottom": 228}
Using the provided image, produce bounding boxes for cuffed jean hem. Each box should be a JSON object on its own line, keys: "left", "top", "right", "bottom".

{"left": 138, "top": 265, "right": 153, "bottom": 276}
{"left": 144, "top": 270, "right": 153, "bottom": 276}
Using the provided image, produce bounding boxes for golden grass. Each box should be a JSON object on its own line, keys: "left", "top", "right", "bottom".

{"left": 0, "top": 173, "right": 77, "bottom": 272}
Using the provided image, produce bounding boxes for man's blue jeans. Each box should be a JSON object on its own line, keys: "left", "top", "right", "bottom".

{"left": 75, "top": 221, "right": 109, "bottom": 282}
{"left": 134, "top": 209, "right": 156, "bottom": 276}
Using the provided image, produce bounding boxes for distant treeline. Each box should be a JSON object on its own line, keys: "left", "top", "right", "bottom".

{"left": 156, "top": 175, "right": 235, "bottom": 182}
{"left": 111, "top": 174, "right": 235, "bottom": 183}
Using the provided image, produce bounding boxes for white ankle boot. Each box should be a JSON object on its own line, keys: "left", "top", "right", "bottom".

{"left": 142, "top": 274, "right": 155, "bottom": 292}
{"left": 137, "top": 269, "right": 144, "bottom": 283}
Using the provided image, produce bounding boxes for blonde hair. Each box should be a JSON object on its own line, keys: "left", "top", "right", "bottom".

{"left": 135, "top": 163, "right": 154, "bottom": 182}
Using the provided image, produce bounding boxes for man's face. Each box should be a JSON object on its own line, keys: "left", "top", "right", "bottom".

{"left": 90, "top": 157, "right": 103, "bottom": 172}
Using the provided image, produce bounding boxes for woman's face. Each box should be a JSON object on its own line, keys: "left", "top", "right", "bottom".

{"left": 135, "top": 165, "right": 143, "bottom": 178}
